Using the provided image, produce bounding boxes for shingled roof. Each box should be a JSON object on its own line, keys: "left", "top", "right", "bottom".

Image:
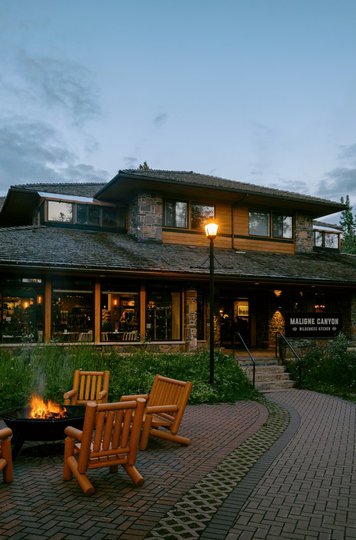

{"left": 10, "top": 182, "right": 106, "bottom": 198}
{"left": 1, "top": 226, "right": 355, "bottom": 286}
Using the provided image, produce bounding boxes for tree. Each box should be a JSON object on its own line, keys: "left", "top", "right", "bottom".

{"left": 138, "top": 161, "right": 150, "bottom": 171}
{"left": 339, "top": 195, "right": 356, "bottom": 254}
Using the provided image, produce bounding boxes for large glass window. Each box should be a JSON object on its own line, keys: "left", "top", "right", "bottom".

{"left": 51, "top": 280, "right": 94, "bottom": 342}
{"left": 146, "top": 286, "right": 181, "bottom": 341}
{"left": 48, "top": 201, "right": 73, "bottom": 223}
{"left": 249, "top": 211, "right": 270, "bottom": 236}
{"left": 77, "top": 204, "right": 100, "bottom": 226}
{"left": 191, "top": 204, "right": 214, "bottom": 231}
{"left": 164, "top": 201, "right": 188, "bottom": 228}
{"left": 249, "top": 210, "right": 293, "bottom": 239}
{"left": 0, "top": 279, "right": 44, "bottom": 343}
{"left": 101, "top": 289, "right": 139, "bottom": 342}
{"left": 314, "top": 230, "right": 339, "bottom": 250}
{"left": 272, "top": 214, "right": 293, "bottom": 239}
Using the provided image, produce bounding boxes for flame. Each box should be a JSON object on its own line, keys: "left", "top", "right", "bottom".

{"left": 29, "top": 394, "right": 67, "bottom": 419}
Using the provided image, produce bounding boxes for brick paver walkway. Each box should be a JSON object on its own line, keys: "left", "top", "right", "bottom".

{"left": 0, "top": 401, "right": 267, "bottom": 539}
{"left": 1, "top": 390, "right": 356, "bottom": 539}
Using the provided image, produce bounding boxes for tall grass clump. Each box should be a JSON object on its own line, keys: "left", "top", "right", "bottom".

{"left": 0, "top": 346, "right": 258, "bottom": 410}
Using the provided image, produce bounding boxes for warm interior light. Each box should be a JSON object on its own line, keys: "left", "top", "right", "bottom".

{"left": 205, "top": 222, "right": 218, "bottom": 239}
{"left": 274, "top": 289, "right": 282, "bottom": 297}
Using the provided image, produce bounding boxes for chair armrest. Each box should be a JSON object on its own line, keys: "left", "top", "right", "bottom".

{"left": 120, "top": 394, "right": 149, "bottom": 402}
{"left": 0, "top": 427, "right": 13, "bottom": 440}
{"left": 63, "top": 389, "right": 77, "bottom": 400}
{"left": 64, "top": 426, "right": 83, "bottom": 440}
{"left": 98, "top": 389, "right": 108, "bottom": 401}
{"left": 145, "top": 405, "right": 178, "bottom": 414}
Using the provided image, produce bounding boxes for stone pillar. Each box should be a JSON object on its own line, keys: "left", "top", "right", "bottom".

{"left": 185, "top": 288, "right": 198, "bottom": 351}
{"left": 295, "top": 213, "right": 313, "bottom": 253}
{"left": 128, "top": 192, "right": 163, "bottom": 242}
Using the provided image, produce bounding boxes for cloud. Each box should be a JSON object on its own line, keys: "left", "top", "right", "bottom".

{"left": 338, "top": 143, "right": 356, "bottom": 165}
{"left": 123, "top": 156, "right": 139, "bottom": 168}
{"left": 15, "top": 50, "right": 101, "bottom": 126}
{"left": 0, "top": 117, "right": 108, "bottom": 194}
{"left": 153, "top": 112, "right": 168, "bottom": 128}
{"left": 316, "top": 168, "right": 356, "bottom": 203}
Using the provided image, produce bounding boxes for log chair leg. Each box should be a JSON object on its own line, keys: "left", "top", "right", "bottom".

{"left": 67, "top": 455, "right": 95, "bottom": 496}
{"left": 123, "top": 464, "right": 144, "bottom": 487}
{"left": 63, "top": 437, "right": 75, "bottom": 481}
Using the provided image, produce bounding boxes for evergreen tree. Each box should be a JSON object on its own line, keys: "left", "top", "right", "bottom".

{"left": 340, "top": 195, "right": 356, "bottom": 254}
{"left": 138, "top": 161, "right": 150, "bottom": 171}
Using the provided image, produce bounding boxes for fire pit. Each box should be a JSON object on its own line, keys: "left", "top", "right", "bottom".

{"left": 1, "top": 395, "right": 85, "bottom": 457}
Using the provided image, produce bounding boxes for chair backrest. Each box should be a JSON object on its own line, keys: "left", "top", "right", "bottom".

{"left": 122, "top": 331, "right": 138, "bottom": 341}
{"left": 148, "top": 375, "right": 192, "bottom": 433}
{"left": 77, "top": 398, "right": 146, "bottom": 474}
{"left": 73, "top": 370, "right": 110, "bottom": 405}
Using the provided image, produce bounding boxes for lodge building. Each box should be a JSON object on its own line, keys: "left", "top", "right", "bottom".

{"left": 0, "top": 169, "right": 355, "bottom": 350}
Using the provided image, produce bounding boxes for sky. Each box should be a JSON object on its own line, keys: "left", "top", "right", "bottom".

{"left": 1, "top": 0, "right": 356, "bottom": 222}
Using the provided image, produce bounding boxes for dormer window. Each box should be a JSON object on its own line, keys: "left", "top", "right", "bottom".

{"left": 249, "top": 210, "right": 293, "bottom": 239}
{"left": 41, "top": 197, "right": 124, "bottom": 230}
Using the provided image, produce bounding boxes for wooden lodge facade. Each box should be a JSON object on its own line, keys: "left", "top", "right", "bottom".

{"left": 0, "top": 169, "right": 355, "bottom": 351}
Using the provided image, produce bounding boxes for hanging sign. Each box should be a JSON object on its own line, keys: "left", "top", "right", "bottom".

{"left": 285, "top": 313, "right": 342, "bottom": 338}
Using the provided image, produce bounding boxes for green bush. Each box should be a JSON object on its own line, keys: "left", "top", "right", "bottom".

{"left": 0, "top": 347, "right": 258, "bottom": 410}
{"left": 292, "top": 334, "right": 356, "bottom": 399}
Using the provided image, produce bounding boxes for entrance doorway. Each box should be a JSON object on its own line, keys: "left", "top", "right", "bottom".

{"left": 219, "top": 297, "right": 250, "bottom": 348}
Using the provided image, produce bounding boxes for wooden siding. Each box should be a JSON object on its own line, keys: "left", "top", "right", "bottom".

{"left": 162, "top": 203, "right": 296, "bottom": 254}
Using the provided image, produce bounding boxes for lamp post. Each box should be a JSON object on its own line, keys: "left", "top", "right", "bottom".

{"left": 205, "top": 221, "right": 218, "bottom": 385}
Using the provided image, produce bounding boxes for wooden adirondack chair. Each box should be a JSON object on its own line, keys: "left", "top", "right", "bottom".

{"left": 64, "top": 370, "right": 110, "bottom": 405}
{"left": 121, "top": 375, "right": 192, "bottom": 450}
{"left": 0, "top": 426, "right": 13, "bottom": 484}
{"left": 63, "top": 398, "right": 146, "bottom": 496}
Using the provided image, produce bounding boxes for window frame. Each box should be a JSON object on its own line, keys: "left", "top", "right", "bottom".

{"left": 42, "top": 199, "right": 124, "bottom": 230}
{"left": 248, "top": 209, "right": 294, "bottom": 240}
{"left": 163, "top": 199, "right": 215, "bottom": 231}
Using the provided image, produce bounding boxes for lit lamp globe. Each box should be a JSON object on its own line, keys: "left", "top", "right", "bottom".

{"left": 205, "top": 222, "right": 218, "bottom": 240}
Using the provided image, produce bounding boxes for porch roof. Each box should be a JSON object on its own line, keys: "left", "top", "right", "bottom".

{"left": 0, "top": 226, "right": 355, "bottom": 287}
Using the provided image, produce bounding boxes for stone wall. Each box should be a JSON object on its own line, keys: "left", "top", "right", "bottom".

{"left": 295, "top": 213, "right": 313, "bottom": 253}
{"left": 128, "top": 192, "right": 163, "bottom": 242}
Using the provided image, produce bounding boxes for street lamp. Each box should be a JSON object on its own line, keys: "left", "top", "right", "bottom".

{"left": 205, "top": 221, "right": 218, "bottom": 384}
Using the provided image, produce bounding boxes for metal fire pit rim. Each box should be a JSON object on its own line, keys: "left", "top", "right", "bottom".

{"left": 0, "top": 404, "right": 85, "bottom": 422}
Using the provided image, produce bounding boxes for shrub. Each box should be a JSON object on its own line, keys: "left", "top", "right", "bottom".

{"left": 0, "top": 347, "right": 258, "bottom": 410}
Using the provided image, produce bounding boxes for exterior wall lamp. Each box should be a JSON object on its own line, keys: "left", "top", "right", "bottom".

{"left": 205, "top": 221, "right": 219, "bottom": 384}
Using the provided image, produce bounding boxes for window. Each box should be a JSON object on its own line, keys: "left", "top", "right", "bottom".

{"left": 51, "top": 280, "right": 94, "bottom": 342}
{"left": 249, "top": 211, "right": 270, "bottom": 236}
{"left": 48, "top": 201, "right": 73, "bottom": 223}
{"left": 163, "top": 200, "right": 214, "bottom": 230}
{"left": 164, "top": 201, "right": 188, "bottom": 228}
{"left": 272, "top": 214, "right": 293, "bottom": 239}
{"left": 44, "top": 200, "right": 123, "bottom": 230}
{"left": 77, "top": 204, "right": 100, "bottom": 226}
{"left": 146, "top": 286, "right": 182, "bottom": 341}
{"left": 101, "top": 290, "right": 139, "bottom": 341}
{"left": 314, "top": 230, "right": 339, "bottom": 250}
{"left": 249, "top": 210, "right": 293, "bottom": 239}
{"left": 191, "top": 204, "right": 214, "bottom": 231}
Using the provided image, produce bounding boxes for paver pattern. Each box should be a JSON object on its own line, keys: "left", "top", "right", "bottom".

{"left": 0, "top": 400, "right": 267, "bottom": 539}
{"left": 226, "top": 390, "right": 356, "bottom": 540}
{"left": 2, "top": 390, "right": 356, "bottom": 539}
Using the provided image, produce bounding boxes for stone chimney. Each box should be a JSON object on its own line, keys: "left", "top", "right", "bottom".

{"left": 128, "top": 192, "right": 163, "bottom": 242}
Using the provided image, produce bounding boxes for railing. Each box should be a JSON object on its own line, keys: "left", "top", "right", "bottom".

{"left": 275, "top": 332, "right": 303, "bottom": 386}
{"left": 236, "top": 332, "right": 256, "bottom": 388}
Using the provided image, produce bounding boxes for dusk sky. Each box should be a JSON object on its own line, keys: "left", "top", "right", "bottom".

{"left": 1, "top": 1, "right": 356, "bottom": 221}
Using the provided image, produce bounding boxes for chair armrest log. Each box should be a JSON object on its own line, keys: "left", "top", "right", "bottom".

{"left": 64, "top": 426, "right": 83, "bottom": 441}
{"left": 120, "top": 394, "right": 149, "bottom": 402}
{"left": 0, "top": 427, "right": 13, "bottom": 440}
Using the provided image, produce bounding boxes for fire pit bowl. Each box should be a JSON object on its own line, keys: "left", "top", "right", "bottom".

{"left": 0, "top": 405, "right": 85, "bottom": 457}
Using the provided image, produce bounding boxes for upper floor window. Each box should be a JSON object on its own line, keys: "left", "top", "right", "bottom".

{"left": 164, "top": 201, "right": 188, "bottom": 228}
{"left": 249, "top": 210, "right": 293, "bottom": 240}
{"left": 164, "top": 200, "right": 214, "bottom": 231}
{"left": 43, "top": 200, "right": 124, "bottom": 230}
{"left": 314, "top": 230, "right": 339, "bottom": 250}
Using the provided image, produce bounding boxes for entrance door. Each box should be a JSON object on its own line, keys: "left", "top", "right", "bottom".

{"left": 219, "top": 297, "right": 250, "bottom": 348}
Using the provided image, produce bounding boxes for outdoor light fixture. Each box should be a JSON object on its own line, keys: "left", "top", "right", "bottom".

{"left": 205, "top": 221, "right": 218, "bottom": 385}
{"left": 205, "top": 222, "right": 218, "bottom": 240}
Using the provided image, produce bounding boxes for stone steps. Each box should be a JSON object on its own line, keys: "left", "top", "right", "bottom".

{"left": 237, "top": 356, "right": 295, "bottom": 392}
